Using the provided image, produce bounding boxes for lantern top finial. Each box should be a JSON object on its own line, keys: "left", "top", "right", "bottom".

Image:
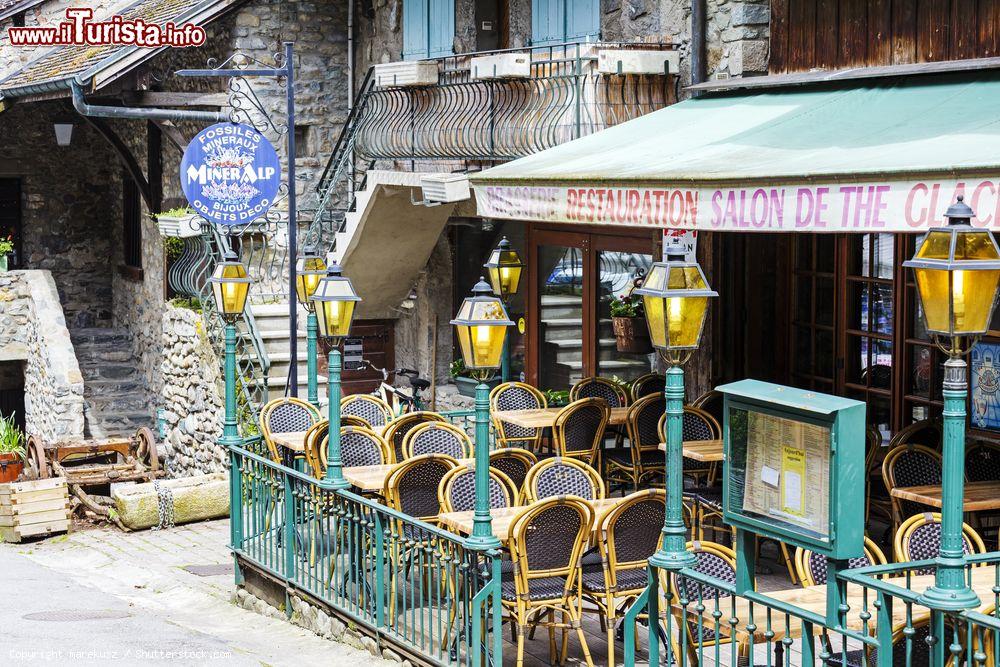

{"left": 300, "top": 244, "right": 319, "bottom": 258}
{"left": 945, "top": 195, "right": 975, "bottom": 226}
{"left": 472, "top": 276, "right": 494, "bottom": 297}
{"left": 664, "top": 237, "right": 686, "bottom": 262}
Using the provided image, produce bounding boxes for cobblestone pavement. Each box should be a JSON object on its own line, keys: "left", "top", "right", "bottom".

{"left": 1, "top": 519, "right": 386, "bottom": 666}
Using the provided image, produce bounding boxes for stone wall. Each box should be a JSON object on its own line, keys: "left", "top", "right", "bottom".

{"left": 159, "top": 305, "right": 225, "bottom": 477}
{"left": 0, "top": 271, "right": 85, "bottom": 441}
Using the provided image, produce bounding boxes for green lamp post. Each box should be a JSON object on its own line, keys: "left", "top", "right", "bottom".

{"left": 210, "top": 251, "right": 253, "bottom": 448}
{"left": 311, "top": 263, "right": 361, "bottom": 489}
{"left": 451, "top": 277, "right": 514, "bottom": 550}
{"left": 904, "top": 195, "right": 1000, "bottom": 611}
{"left": 295, "top": 246, "right": 327, "bottom": 408}
{"left": 483, "top": 237, "right": 523, "bottom": 383}
{"left": 635, "top": 240, "right": 717, "bottom": 570}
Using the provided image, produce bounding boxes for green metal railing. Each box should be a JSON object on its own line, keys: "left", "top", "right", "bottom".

{"left": 230, "top": 442, "right": 503, "bottom": 666}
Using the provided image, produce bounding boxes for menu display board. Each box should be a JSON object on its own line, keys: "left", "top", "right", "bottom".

{"left": 740, "top": 410, "right": 831, "bottom": 539}
{"left": 719, "top": 380, "right": 866, "bottom": 559}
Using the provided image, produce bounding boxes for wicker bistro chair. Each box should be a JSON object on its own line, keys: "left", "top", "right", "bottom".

{"left": 340, "top": 394, "right": 392, "bottom": 430}
{"left": 304, "top": 424, "right": 389, "bottom": 479}
{"left": 607, "top": 393, "right": 666, "bottom": 493}
{"left": 882, "top": 444, "right": 944, "bottom": 535}
{"left": 893, "top": 512, "right": 986, "bottom": 574}
{"left": 965, "top": 441, "right": 1000, "bottom": 482}
{"left": 581, "top": 490, "right": 665, "bottom": 666}
{"left": 865, "top": 426, "right": 893, "bottom": 525}
{"left": 383, "top": 411, "right": 446, "bottom": 464}
{"left": 488, "top": 448, "right": 538, "bottom": 497}
{"left": 438, "top": 464, "right": 518, "bottom": 513}
{"left": 690, "top": 389, "right": 724, "bottom": 429}
{"left": 570, "top": 376, "right": 629, "bottom": 407}
{"left": 259, "top": 397, "right": 321, "bottom": 464}
{"left": 887, "top": 417, "right": 943, "bottom": 451}
{"left": 502, "top": 496, "right": 597, "bottom": 667}
{"left": 524, "top": 457, "right": 606, "bottom": 502}
{"left": 630, "top": 373, "right": 665, "bottom": 402}
{"left": 302, "top": 420, "right": 331, "bottom": 479}
{"left": 403, "top": 421, "right": 473, "bottom": 460}
{"left": 552, "top": 398, "right": 610, "bottom": 467}
{"left": 490, "top": 382, "right": 548, "bottom": 451}
{"left": 794, "top": 537, "right": 888, "bottom": 587}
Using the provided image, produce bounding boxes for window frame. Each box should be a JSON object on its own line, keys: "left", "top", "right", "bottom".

{"left": 403, "top": 0, "right": 455, "bottom": 61}
{"left": 531, "top": 0, "right": 600, "bottom": 47}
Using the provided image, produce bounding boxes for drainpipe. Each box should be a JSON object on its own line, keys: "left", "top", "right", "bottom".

{"left": 690, "top": 0, "right": 707, "bottom": 88}
{"left": 347, "top": 1, "right": 355, "bottom": 192}
{"left": 71, "top": 80, "right": 226, "bottom": 124}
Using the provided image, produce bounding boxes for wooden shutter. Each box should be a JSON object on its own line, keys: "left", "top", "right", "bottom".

{"left": 427, "top": 0, "right": 454, "bottom": 57}
{"left": 566, "top": 0, "right": 600, "bottom": 42}
{"left": 531, "top": 0, "right": 565, "bottom": 46}
{"left": 403, "top": 0, "right": 429, "bottom": 60}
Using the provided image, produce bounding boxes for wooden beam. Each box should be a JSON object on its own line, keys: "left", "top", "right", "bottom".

{"left": 79, "top": 115, "right": 153, "bottom": 212}
{"left": 121, "top": 91, "right": 230, "bottom": 108}
{"left": 151, "top": 119, "right": 189, "bottom": 152}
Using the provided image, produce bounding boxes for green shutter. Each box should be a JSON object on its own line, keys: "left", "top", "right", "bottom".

{"left": 566, "top": 0, "right": 600, "bottom": 42}
{"left": 403, "top": 0, "right": 429, "bottom": 60}
{"left": 427, "top": 0, "right": 454, "bottom": 58}
{"left": 532, "top": 0, "right": 565, "bottom": 46}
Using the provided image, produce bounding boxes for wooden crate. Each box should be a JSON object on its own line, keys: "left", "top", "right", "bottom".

{"left": 0, "top": 477, "right": 70, "bottom": 542}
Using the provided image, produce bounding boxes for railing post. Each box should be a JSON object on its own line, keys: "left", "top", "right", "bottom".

{"left": 650, "top": 365, "right": 696, "bottom": 570}
{"left": 325, "top": 348, "right": 350, "bottom": 489}
{"left": 467, "top": 381, "right": 500, "bottom": 550}
{"left": 229, "top": 446, "right": 244, "bottom": 585}
{"left": 283, "top": 471, "right": 296, "bottom": 595}
{"left": 919, "top": 356, "right": 979, "bottom": 611}
{"left": 573, "top": 46, "right": 582, "bottom": 140}
{"left": 374, "top": 512, "right": 386, "bottom": 629}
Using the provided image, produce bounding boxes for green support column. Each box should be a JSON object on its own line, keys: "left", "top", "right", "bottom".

{"left": 306, "top": 311, "right": 319, "bottom": 407}
{"left": 649, "top": 364, "right": 695, "bottom": 570}
{"left": 220, "top": 323, "right": 241, "bottom": 447}
{"left": 467, "top": 380, "right": 500, "bottom": 550}
{"left": 918, "top": 356, "right": 979, "bottom": 610}
{"left": 325, "top": 348, "right": 349, "bottom": 489}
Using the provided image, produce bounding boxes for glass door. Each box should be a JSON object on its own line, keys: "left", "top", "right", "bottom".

{"left": 532, "top": 231, "right": 589, "bottom": 392}
{"left": 593, "top": 236, "right": 654, "bottom": 385}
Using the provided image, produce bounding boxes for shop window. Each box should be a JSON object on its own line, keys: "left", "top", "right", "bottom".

{"left": 790, "top": 235, "right": 837, "bottom": 393}
{"left": 403, "top": 0, "right": 454, "bottom": 60}
{"left": 122, "top": 174, "right": 142, "bottom": 271}
{"left": 531, "top": 0, "right": 599, "bottom": 46}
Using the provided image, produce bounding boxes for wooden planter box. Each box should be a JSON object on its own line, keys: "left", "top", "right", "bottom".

{"left": 0, "top": 477, "right": 70, "bottom": 543}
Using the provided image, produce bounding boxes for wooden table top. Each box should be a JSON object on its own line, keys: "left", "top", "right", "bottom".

{"left": 658, "top": 439, "right": 725, "bottom": 462}
{"left": 439, "top": 497, "right": 621, "bottom": 542}
{"left": 342, "top": 458, "right": 475, "bottom": 492}
{"left": 685, "top": 567, "right": 998, "bottom": 642}
{"left": 271, "top": 424, "right": 388, "bottom": 454}
{"left": 891, "top": 480, "right": 1000, "bottom": 512}
{"left": 494, "top": 406, "right": 629, "bottom": 429}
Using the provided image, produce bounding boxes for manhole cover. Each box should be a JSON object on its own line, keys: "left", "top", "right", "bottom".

{"left": 183, "top": 564, "right": 232, "bottom": 577}
{"left": 23, "top": 610, "right": 132, "bottom": 622}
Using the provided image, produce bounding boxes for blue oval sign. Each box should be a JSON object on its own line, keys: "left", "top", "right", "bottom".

{"left": 180, "top": 122, "right": 281, "bottom": 226}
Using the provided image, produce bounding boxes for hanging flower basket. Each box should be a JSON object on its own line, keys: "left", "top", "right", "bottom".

{"left": 612, "top": 316, "right": 652, "bottom": 354}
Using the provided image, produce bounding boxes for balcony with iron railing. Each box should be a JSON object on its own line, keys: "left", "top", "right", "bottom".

{"left": 309, "top": 41, "right": 679, "bottom": 249}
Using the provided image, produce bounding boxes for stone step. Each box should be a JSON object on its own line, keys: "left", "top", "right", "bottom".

{"left": 70, "top": 328, "right": 132, "bottom": 346}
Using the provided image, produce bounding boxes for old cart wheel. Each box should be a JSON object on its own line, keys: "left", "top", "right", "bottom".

{"left": 26, "top": 435, "right": 48, "bottom": 479}
{"left": 134, "top": 427, "right": 159, "bottom": 473}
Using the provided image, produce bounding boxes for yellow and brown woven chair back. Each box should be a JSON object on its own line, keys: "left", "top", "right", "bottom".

{"left": 507, "top": 496, "right": 595, "bottom": 600}
{"left": 383, "top": 454, "right": 458, "bottom": 524}
{"left": 403, "top": 421, "right": 473, "bottom": 460}
{"left": 552, "top": 397, "right": 610, "bottom": 466}
{"left": 339, "top": 426, "right": 389, "bottom": 468}
{"left": 340, "top": 394, "right": 392, "bottom": 429}
{"left": 438, "top": 464, "right": 517, "bottom": 513}
{"left": 630, "top": 373, "right": 665, "bottom": 402}
{"left": 489, "top": 382, "right": 547, "bottom": 450}
{"left": 570, "top": 376, "right": 629, "bottom": 407}
{"left": 302, "top": 420, "right": 330, "bottom": 478}
{"left": 524, "top": 456, "right": 605, "bottom": 502}
{"left": 259, "top": 397, "right": 321, "bottom": 463}
{"left": 488, "top": 447, "right": 537, "bottom": 494}
{"left": 383, "top": 411, "right": 446, "bottom": 464}
{"left": 887, "top": 417, "right": 943, "bottom": 451}
{"left": 965, "top": 441, "right": 1000, "bottom": 482}
{"left": 794, "top": 537, "right": 887, "bottom": 588}
{"left": 658, "top": 405, "right": 721, "bottom": 484}
{"left": 690, "top": 389, "right": 724, "bottom": 427}
{"left": 589, "top": 489, "right": 666, "bottom": 592}
{"left": 881, "top": 444, "right": 943, "bottom": 532}
{"left": 893, "top": 512, "right": 985, "bottom": 574}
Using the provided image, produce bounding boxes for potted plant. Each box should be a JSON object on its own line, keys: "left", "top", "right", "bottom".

{"left": 0, "top": 413, "right": 25, "bottom": 483}
{"left": 609, "top": 291, "right": 652, "bottom": 354}
{"left": 0, "top": 235, "right": 13, "bottom": 272}
{"left": 155, "top": 207, "right": 201, "bottom": 239}
{"left": 449, "top": 358, "right": 501, "bottom": 397}
{"left": 544, "top": 389, "right": 570, "bottom": 407}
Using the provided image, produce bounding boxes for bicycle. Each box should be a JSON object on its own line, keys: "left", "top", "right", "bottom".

{"left": 357, "top": 361, "right": 431, "bottom": 415}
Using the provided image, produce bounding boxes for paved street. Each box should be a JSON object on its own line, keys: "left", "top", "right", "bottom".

{"left": 0, "top": 520, "right": 385, "bottom": 666}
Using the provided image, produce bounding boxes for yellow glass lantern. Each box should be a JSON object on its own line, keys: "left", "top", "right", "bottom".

{"left": 483, "top": 236, "right": 524, "bottom": 300}
{"left": 210, "top": 252, "right": 252, "bottom": 322}
{"left": 311, "top": 263, "right": 361, "bottom": 341}
{"left": 451, "top": 278, "right": 514, "bottom": 375}
{"left": 295, "top": 246, "right": 327, "bottom": 312}
{"left": 635, "top": 243, "right": 717, "bottom": 364}
{"left": 904, "top": 196, "right": 1000, "bottom": 340}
